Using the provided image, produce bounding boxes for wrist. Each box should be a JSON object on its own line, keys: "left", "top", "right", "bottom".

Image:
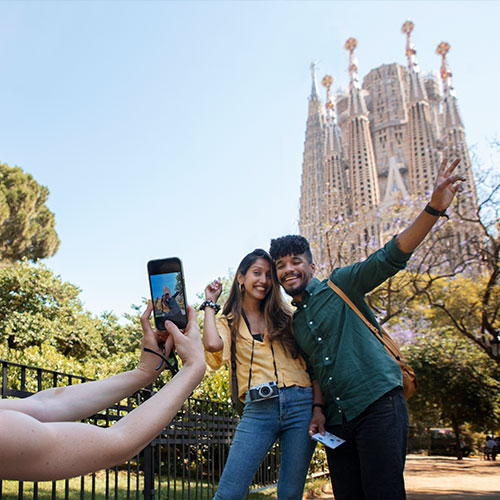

{"left": 312, "top": 403, "right": 326, "bottom": 412}
{"left": 200, "top": 300, "right": 221, "bottom": 313}
{"left": 424, "top": 202, "right": 449, "bottom": 220}
{"left": 180, "top": 358, "right": 206, "bottom": 381}
{"left": 134, "top": 365, "right": 158, "bottom": 387}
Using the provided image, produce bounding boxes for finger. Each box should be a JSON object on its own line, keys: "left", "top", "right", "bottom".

{"left": 437, "top": 157, "right": 448, "bottom": 176}
{"left": 444, "top": 158, "right": 460, "bottom": 176}
{"left": 185, "top": 305, "right": 197, "bottom": 326}
{"left": 165, "top": 319, "right": 182, "bottom": 338}
{"left": 140, "top": 301, "right": 155, "bottom": 333}
{"left": 318, "top": 422, "right": 326, "bottom": 436}
{"left": 163, "top": 334, "right": 174, "bottom": 357}
{"left": 140, "top": 300, "right": 153, "bottom": 322}
{"left": 439, "top": 174, "right": 465, "bottom": 188}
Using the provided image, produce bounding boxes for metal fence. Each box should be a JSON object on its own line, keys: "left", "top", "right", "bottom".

{"left": 0, "top": 359, "right": 281, "bottom": 500}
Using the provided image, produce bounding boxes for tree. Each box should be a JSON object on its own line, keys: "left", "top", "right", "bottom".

{"left": 0, "top": 260, "right": 140, "bottom": 365}
{"left": 406, "top": 330, "right": 500, "bottom": 459}
{"left": 0, "top": 162, "right": 59, "bottom": 263}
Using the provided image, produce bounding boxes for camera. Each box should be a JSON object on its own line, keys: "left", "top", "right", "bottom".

{"left": 248, "top": 381, "right": 279, "bottom": 402}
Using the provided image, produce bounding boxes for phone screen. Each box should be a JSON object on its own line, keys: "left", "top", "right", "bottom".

{"left": 148, "top": 258, "right": 188, "bottom": 330}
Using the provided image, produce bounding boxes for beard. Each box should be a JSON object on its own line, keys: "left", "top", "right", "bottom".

{"left": 282, "top": 279, "right": 309, "bottom": 298}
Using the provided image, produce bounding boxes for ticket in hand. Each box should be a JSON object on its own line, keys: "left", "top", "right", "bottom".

{"left": 311, "top": 431, "right": 345, "bottom": 449}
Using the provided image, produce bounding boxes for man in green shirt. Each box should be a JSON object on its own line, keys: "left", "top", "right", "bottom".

{"left": 269, "top": 158, "right": 463, "bottom": 500}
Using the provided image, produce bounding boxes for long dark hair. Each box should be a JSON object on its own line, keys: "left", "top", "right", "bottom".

{"left": 222, "top": 249, "right": 299, "bottom": 358}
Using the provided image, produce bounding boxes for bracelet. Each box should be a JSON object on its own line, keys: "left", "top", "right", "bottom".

{"left": 200, "top": 300, "right": 221, "bottom": 313}
{"left": 424, "top": 203, "right": 449, "bottom": 220}
{"left": 312, "top": 403, "right": 326, "bottom": 411}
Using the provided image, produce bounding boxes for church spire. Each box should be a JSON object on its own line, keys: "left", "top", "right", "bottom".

{"left": 437, "top": 41, "right": 464, "bottom": 129}
{"left": 401, "top": 20, "right": 439, "bottom": 196}
{"left": 310, "top": 61, "right": 320, "bottom": 100}
{"left": 344, "top": 37, "right": 368, "bottom": 116}
{"left": 345, "top": 37, "right": 360, "bottom": 90}
{"left": 401, "top": 20, "right": 427, "bottom": 103}
{"left": 299, "top": 62, "right": 326, "bottom": 254}
{"left": 436, "top": 41, "right": 477, "bottom": 217}
{"left": 343, "top": 37, "right": 379, "bottom": 212}
{"left": 321, "top": 74, "right": 342, "bottom": 153}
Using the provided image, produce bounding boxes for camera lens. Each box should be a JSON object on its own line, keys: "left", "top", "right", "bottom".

{"left": 259, "top": 385, "right": 272, "bottom": 397}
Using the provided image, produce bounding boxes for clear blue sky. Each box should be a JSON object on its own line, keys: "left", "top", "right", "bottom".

{"left": 1, "top": 1, "right": 498, "bottom": 318}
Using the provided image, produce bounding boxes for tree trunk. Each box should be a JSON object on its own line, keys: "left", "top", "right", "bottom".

{"left": 451, "top": 420, "right": 463, "bottom": 460}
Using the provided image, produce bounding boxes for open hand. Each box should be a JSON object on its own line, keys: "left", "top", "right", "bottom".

{"left": 429, "top": 158, "right": 466, "bottom": 212}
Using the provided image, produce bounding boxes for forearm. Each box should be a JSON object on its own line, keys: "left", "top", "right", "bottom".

{"left": 312, "top": 379, "right": 325, "bottom": 406}
{"left": 395, "top": 208, "right": 440, "bottom": 254}
{"left": 1, "top": 368, "right": 154, "bottom": 422}
{"left": 396, "top": 158, "right": 463, "bottom": 253}
{"left": 202, "top": 309, "right": 224, "bottom": 352}
{"left": 110, "top": 362, "right": 205, "bottom": 457}
{"left": 0, "top": 363, "right": 205, "bottom": 482}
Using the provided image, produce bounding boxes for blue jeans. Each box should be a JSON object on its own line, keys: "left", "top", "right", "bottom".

{"left": 325, "top": 387, "right": 408, "bottom": 500}
{"left": 214, "top": 385, "right": 316, "bottom": 500}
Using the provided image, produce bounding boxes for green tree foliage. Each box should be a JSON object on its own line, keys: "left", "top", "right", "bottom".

{"left": 406, "top": 330, "right": 500, "bottom": 458}
{"left": 0, "top": 163, "right": 60, "bottom": 263}
{"left": 0, "top": 260, "right": 147, "bottom": 380}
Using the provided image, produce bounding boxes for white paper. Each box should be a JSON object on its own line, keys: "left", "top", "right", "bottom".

{"left": 311, "top": 431, "right": 345, "bottom": 449}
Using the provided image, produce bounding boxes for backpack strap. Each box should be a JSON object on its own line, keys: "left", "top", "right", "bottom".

{"left": 327, "top": 280, "right": 381, "bottom": 338}
{"left": 227, "top": 317, "right": 244, "bottom": 415}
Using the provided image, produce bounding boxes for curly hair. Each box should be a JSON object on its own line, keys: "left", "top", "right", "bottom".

{"left": 222, "top": 249, "right": 299, "bottom": 358}
{"left": 269, "top": 235, "right": 313, "bottom": 263}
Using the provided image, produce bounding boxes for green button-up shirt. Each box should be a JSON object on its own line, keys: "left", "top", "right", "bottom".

{"left": 292, "top": 237, "right": 412, "bottom": 425}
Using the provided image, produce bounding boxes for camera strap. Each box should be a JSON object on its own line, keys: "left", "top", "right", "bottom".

{"left": 241, "top": 310, "right": 279, "bottom": 391}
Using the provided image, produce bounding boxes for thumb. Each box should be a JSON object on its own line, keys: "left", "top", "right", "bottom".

{"left": 164, "top": 319, "right": 182, "bottom": 340}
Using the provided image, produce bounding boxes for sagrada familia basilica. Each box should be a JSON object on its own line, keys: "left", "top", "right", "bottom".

{"left": 299, "top": 21, "right": 478, "bottom": 271}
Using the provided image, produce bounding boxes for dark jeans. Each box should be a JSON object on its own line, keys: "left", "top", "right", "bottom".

{"left": 325, "top": 387, "right": 408, "bottom": 500}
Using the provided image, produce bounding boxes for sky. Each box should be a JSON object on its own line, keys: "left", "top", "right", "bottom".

{"left": 0, "top": 0, "right": 499, "bottom": 319}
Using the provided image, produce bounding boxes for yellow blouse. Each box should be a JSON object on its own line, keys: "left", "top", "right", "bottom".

{"left": 205, "top": 315, "right": 311, "bottom": 402}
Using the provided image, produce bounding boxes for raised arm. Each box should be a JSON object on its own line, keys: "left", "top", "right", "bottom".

{"left": 0, "top": 302, "right": 172, "bottom": 422}
{"left": 0, "top": 305, "right": 206, "bottom": 482}
{"left": 202, "top": 279, "right": 224, "bottom": 352}
{"left": 396, "top": 158, "right": 465, "bottom": 253}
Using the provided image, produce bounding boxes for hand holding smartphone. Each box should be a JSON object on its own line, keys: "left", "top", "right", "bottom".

{"left": 147, "top": 257, "right": 188, "bottom": 375}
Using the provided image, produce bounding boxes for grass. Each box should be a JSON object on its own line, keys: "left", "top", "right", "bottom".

{"left": 1, "top": 472, "right": 331, "bottom": 500}
{"left": 247, "top": 475, "right": 330, "bottom": 500}
{"left": 0, "top": 470, "right": 216, "bottom": 500}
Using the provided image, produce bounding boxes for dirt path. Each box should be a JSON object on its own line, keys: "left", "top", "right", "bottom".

{"left": 317, "top": 454, "right": 500, "bottom": 499}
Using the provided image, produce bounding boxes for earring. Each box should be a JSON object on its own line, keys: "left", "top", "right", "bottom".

{"left": 239, "top": 283, "right": 244, "bottom": 293}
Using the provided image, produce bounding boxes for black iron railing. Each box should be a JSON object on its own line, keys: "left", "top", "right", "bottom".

{"left": 0, "top": 359, "right": 280, "bottom": 500}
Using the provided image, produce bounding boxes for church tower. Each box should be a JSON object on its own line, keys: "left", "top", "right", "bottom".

{"left": 321, "top": 74, "right": 349, "bottom": 267}
{"left": 402, "top": 21, "right": 440, "bottom": 196}
{"left": 344, "top": 38, "right": 380, "bottom": 214}
{"left": 299, "top": 63, "right": 326, "bottom": 248}
{"left": 436, "top": 41, "right": 478, "bottom": 217}
{"left": 298, "top": 22, "right": 480, "bottom": 272}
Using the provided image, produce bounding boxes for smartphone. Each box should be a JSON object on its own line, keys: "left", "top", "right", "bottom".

{"left": 147, "top": 257, "right": 188, "bottom": 331}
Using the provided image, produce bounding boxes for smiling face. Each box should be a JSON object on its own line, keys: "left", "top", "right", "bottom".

{"left": 274, "top": 253, "right": 315, "bottom": 300}
{"left": 237, "top": 257, "right": 272, "bottom": 304}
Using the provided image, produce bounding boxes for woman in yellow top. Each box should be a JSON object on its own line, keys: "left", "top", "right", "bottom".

{"left": 202, "top": 249, "right": 315, "bottom": 500}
